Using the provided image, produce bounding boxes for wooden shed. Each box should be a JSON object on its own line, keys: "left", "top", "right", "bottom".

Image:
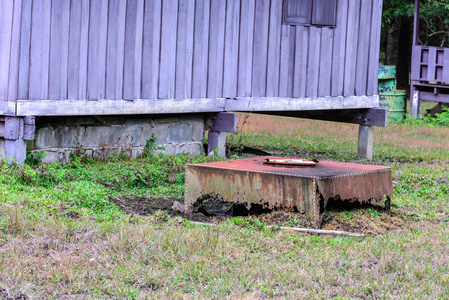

{"left": 410, "top": 0, "right": 449, "bottom": 117}
{"left": 0, "top": 0, "right": 385, "bottom": 163}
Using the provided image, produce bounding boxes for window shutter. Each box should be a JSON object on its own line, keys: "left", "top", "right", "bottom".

{"left": 284, "top": 0, "right": 312, "bottom": 24}
{"left": 312, "top": 0, "right": 337, "bottom": 26}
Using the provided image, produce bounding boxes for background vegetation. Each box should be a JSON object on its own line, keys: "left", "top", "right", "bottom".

{"left": 381, "top": 0, "right": 449, "bottom": 89}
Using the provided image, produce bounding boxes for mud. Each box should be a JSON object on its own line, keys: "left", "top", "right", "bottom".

{"left": 109, "top": 195, "right": 405, "bottom": 235}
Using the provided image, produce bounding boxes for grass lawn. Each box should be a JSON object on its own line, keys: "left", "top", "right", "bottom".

{"left": 0, "top": 111, "right": 448, "bottom": 299}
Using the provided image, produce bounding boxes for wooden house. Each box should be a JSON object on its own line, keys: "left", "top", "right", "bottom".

{"left": 0, "top": 0, "right": 386, "bottom": 163}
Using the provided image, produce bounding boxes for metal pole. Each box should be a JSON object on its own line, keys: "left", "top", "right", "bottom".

{"left": 413, "top": 0, "right": 420, "bottom": 45}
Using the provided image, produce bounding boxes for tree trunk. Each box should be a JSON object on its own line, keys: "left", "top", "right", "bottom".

{"left": 385, "top": 16, "right": 412, "bottom": 92}
{"left": 397, "top": 16, "right": 411, "bottom": 90}
{"left": 386, "top": 18, "right": 401, "bottom": 66}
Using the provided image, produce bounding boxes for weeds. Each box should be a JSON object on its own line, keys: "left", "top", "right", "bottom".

{"left": 0, "top": 115, "right": 448, "bottom": 298}
{"left": 142, "top": 133, "right": 165, "bottom": 157}
{"left": 399, "top": 107, "right": 449, "bottom": 127}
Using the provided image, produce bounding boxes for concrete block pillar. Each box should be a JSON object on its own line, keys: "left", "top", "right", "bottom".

{"left": 358, "top": 125, "right": 374, "bottom": 160}
{"left": 5, "top": 139, "right": 27, "bottom": 164}
{"left": 207, "top": 131, "right": 227, "bottom": 156}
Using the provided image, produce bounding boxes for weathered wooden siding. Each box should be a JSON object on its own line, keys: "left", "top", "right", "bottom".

{"left": 11, "top": 0, "right": 382, "bottom": 115}
{"left": 0, "top": 0, "right": 22, "bottom": 105}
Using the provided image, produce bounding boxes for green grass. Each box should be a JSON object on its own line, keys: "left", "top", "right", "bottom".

{"left": 0, "top": 115, "right": 449, "bottom": 298}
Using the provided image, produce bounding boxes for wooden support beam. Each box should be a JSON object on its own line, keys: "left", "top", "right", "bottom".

{"left": 0, "top": 101, "right": 16, "bottom": 116}
{"left": 16, "top": 96, "right": 379, "bottom": 117}
{"left": 207, "top": 112, "right": 237, "bottom": 156}
{"left": 4, "top": 117, "right": 23, "bottom": 140}
{"left": 1, "top": 116, "right": 35, "bottom": 164}
{"left": 358, "top": 125, "right": 374, "bottom": 160}
{"left": 23, "top": 116, "right": 36, "bottom": 140}
{"left": 259, "top": 108, "right": 388, "bottom": 127}
{"left": 17, "top": 98, "right": 225, "bottom": 116}
{"left": 412, "top": 90, "right": 449, "bottom": 104}
{"left": 210, "top": 112, "right": 237, "bottom": 132}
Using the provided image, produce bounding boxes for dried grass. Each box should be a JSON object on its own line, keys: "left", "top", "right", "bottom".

{"left": 0, "top": 210, "right": 448, "bottom": 298}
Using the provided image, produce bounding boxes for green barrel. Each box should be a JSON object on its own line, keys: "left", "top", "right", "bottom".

{"left": 378, "top": 65, "right": 397, "bottom": 94}
{"left": 378, "top": 65, "right": 396, "bottom": 79}
{"left": 379, "top": 90, "right": 407, "bottom": 121}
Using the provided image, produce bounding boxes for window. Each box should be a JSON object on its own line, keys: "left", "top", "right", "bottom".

{"left": 283, "top": 0, "right": 337, "bottom": 27}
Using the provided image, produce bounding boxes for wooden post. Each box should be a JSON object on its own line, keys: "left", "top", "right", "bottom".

{"left": 4, "top": 117, "right": 25, "bottom": 164}
{"left": 207, "top": 112, "right": 237, "bottom": 156}
{"left": 413, "top": 0, "right": 420, "bottom": 46}
{"left": 411, "top": 90, "right": 420, "bottom": 117}
{"left": 358, "top": 125, "right": 374, "bottom": 160}
{"left": 411, "top": 0, "right": 420, "bottom": 118}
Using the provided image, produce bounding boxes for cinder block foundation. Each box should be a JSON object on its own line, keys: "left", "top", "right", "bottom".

{"left": 0, "top": 114, "right": 205, "bottom": 163}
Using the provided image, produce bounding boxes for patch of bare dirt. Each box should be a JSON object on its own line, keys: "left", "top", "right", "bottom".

{"left": 109, "top": 195, "right": 405, "bottom": 234}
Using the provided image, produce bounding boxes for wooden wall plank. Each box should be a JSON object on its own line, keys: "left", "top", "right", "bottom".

{"left": 29, "top": 0, "right": 51, "bottom": 100}
{"left": 306, "top": 26, "right": 320, "bottom": 98}
{"left": 355, "top": 0, "right": 372, "bottom": 96}
{"left": 266, "top": 0, "right": 282, "bottom": 97}
{"left": 87, "top": 0, "right": 108, "bottom": 100}
{"left": 0, "top": 0, "right": 14, "bottom": 101}
{"left": 175, "top": 0, "right": 195, "bottom": 99}
{"left": 49, "top": 0, "right": 70, "bottom": 100}
{"left": 367, "top": 0, "right": 383, "bottom": 95}
{"left": 279, "top": 24, "right": 294, "bottom": 97}
{"left": 7, "top": 0, "right": 23, "bottom": 102}
{"left": 192, "top": 0, "right": 210, "bottom": 98}
{"left": 222, "top": 0, "right": 240, "bottom": 98}
{"left": 293, "top": 26, "right": 301, "bottom": 98}
{"left": 443, "top": 48, "right": 449, "bottom": 83}
{"left": 159, "top": 0, "right": 178, "bottom": 99}
{"left": 207, "top": 0, "right": 226, "bottom": 99}
{"left": 343, "top": 0, "right": 361, "bottom": 97}
{"left": 123, "top": 0, "right": 144, "bottom": 100}
{"left": 106, "top": 0, "right": 126, "bottom": 100}
{"left": 237, "top": 0, "right": 255, "bottom": 97}
{"left": 18, "top": 0, "right": 32, "bottom": 100}
{"left": 67, "top": 0, "right": 89, "bottom": 100}
{"left": 427, "top": 47, "right": 437, "bottom": 82}
{"left": 141, "top": 0, "right": 162, "bottom": 99}
{"left": 251, "top": 0, "right": 270, "bottom": 97}
{"left": 318, "top": 27, "right": 333, "bottom": 97}
{"left": 331, "top": 0, "right": 348, "bottom": 96}
{"left": 293, "top": 26, "right": 308, "bottom": 98}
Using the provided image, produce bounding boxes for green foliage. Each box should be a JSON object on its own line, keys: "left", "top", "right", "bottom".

{"left": 142, "top": 134, "right": 165, "bottom": 157}
{"left": 399, "top": 108, "right": 449, "bottom": 127}
{"left": 228, "top": 217, "right": 267, "bottom": 231}
{"left": 25, "top": 151, "right": 47, "bottom": 166}
{"left": 383, "top": 0, "right": 449, "bottom": 47}
{"left": 0, "top": 153, "right": 228, "bottom": 220}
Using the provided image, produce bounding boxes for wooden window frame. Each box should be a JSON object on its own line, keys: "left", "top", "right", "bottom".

{"left": 283, "top": 0, "right": 337, "bottom": 27}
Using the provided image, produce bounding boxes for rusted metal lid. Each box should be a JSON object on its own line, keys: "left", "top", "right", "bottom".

{"left": 263, "top": 158, "right": 317, "bottom": 167}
